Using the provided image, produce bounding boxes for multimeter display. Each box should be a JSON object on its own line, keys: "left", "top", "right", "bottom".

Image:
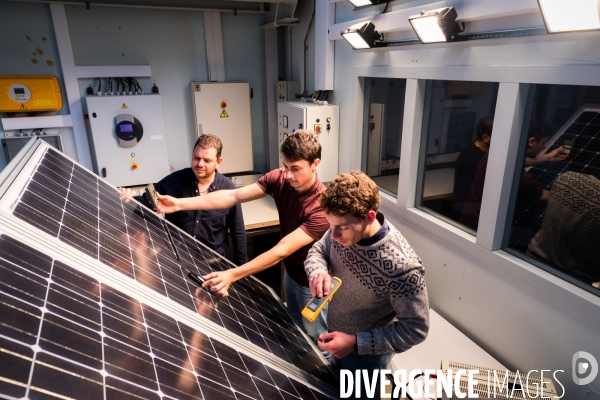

{"left": 307, "top": 279, "right": 340, "bottom": 311}
{"left": 301, "top": 277, "right": 342, "bottom": 322}
{"left": 13, "top": 88, "right": 25, "bottom": 95}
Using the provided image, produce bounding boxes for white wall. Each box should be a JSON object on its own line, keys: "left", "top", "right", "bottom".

{"left": 328, "top": 3, "right": 600, "bottom": 399}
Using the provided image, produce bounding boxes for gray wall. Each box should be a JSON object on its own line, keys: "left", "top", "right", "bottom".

{"left": 0, "top": 2, "right": 269, "bottom": 174}
{"left": 0, "top": 2, "right": 74, "bottom": 170}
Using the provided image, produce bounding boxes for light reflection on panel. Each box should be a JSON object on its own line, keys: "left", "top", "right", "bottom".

{"left": 0, "top": 233, "right": 330, "bottom": 400}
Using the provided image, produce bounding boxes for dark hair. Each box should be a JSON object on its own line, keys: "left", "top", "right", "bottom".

{"left": 320, "top": 171, "right": 380, "bottom": 220}
{"left": 476, "top": 116, "right": 494, "bottom": 140}
{"left": 280, "top": 129, "right": 321, "bottom": 164}
{"left": 193, "top": 134, "right": 223, "bottom": 158}
{"left": 528, "top": 116, "right": 552, "bottom": 142}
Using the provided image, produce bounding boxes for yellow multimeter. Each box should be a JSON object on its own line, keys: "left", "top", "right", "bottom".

{"left": 301, "top": 277, "right": 342, "bottom": 322}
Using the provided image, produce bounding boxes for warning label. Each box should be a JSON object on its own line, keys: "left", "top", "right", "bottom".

{"left": 121, "top": 103, "right": 128, "bottom": 109}
{"left": 20, "top": 104, "right": 27, "bottom": 110}
{"left": 220, "top": 110, "right": 229, "bottom": 118}
{"left": 33, "top": 99, "right": 55, "bottom": 107}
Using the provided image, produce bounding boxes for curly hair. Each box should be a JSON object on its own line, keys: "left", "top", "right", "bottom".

{"left": 194, "top": 134, "right": 223, "bottom": 158}
{"left": 320, "top": 171, "right": 380, "bottom": 220}
{"left": 280, "top": 129, "right": 321, "bottom": 164}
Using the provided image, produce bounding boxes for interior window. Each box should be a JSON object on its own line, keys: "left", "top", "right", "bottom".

{"left": 504, "top": 84, "right": 600, "bottom": 296}
{"left": 361, "top": 78, "right": 407, "bottom": 197}
{"left": 416, "top": 80, "right": 499, "bottom": 233}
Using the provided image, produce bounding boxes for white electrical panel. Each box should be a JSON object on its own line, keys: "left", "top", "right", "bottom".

{"left": 277, "top": 102, "right": 339, "bottom": 183}
{"left": 85, "top": 94, "right": 170, "bottom": 187}
{"left": 276, "top": 81, "right": 300, "bottom": 102}
{"left": 191, "top": 82, "right": 253, "bottom": 174}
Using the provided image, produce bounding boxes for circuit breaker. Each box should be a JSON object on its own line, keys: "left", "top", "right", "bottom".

{"left": 277, "top": 101, "right": 339, "bottom": 183}
{"left": 85, "top": 94, "right": 170, "bottom": 187}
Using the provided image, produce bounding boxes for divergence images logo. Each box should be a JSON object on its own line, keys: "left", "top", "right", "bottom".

{"left": 572, "top": 351, "right": 598, "bottom": 386}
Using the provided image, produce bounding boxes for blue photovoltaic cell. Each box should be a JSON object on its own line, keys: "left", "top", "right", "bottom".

{"left": 10, "top": 148, "right": 335, "bottom": 385}
{"left": 0, "top": 233, "right": 333, "bottom": 400}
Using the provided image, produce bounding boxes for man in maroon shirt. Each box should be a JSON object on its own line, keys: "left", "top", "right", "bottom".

{"left": 155, "top": 130, "right": 331, "bottom": 351}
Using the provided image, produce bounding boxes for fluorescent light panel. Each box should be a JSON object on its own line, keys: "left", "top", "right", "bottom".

{"left": 342, "top": 32, "right": 371, "bottom": 49}
{"left": 539, "top": 0, "right": 600, "bottom": 32}
{"left": 410, "top": 16, "right": 447, "bottom": 43}
{"left": 348, "top": 0, "right": 375, "bottom": 7}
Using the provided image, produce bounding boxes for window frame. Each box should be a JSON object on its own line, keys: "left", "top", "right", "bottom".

{"left": 346, "top": 64, "right": 600, "bottom": 304}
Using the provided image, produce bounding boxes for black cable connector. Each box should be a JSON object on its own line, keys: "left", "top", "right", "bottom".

{"left": 152, "top": 84, "right": 159, "bottom": 94}
{"left": 86, "top": 86, "right": 94, "bottom": 95}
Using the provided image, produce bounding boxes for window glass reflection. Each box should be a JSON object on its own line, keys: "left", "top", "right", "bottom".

{"left": 362, "top": 78, "right": 407, "bottom": 197}
{"left": 417, "top": 80, "right": 499, "bottom": 232}
{"left": 506, "top": 84, "right": 600, "bottom": 295}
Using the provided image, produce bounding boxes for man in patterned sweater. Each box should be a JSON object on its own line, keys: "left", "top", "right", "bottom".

{"left": 305, "top": 171, "right": 429, "bottom": 398}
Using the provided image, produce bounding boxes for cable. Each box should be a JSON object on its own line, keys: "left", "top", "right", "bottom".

{"left": 382, "top": 0, "right": 391, "bottom": 14}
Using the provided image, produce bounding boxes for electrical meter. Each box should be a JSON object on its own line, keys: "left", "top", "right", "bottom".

{"left": 0, "top": 76, "right": 62, "bottom": 112}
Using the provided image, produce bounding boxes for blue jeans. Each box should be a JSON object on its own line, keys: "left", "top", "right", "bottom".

{"left": 283, "top": 269, "right": 330, "bottom": 360}
{"left": 332, "top": 352, "right": 394, "bottom": 400}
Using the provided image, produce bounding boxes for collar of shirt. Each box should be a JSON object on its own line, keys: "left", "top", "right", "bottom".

{"left": 192, "top": 171, "right": 220, "bottom": 194}
{"left": 357, "top": 212, "right": 389, "bottom": 246}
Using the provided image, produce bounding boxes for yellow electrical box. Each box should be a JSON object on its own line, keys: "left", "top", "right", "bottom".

{"left": 0, "top": 75, "right": 62, "bottom": 112}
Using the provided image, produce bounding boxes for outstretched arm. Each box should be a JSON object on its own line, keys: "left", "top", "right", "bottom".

{"left": 525, "top": 146, "right": 568, "bottom": 167}
{"left": 202, "top": 227, "right": 316, "bottom": 297}
{"left": 156, "top": 182, "right": 266, "bottom": 213}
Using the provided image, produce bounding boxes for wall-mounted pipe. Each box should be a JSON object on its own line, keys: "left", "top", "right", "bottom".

{"left": 303, "top": 0, "right": 315, "bottom": 96}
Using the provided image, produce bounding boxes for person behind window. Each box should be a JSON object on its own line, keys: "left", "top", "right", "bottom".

{"left": 453, "top": 116, "right": 494, "bottom": 201}
{"left": 509, "top": 117, "right": 567, "bottom": 250}
{"left": 461, "top": 117, "right": 567, "bottom": 232}
{"left": 305, "top": 171, "right": 429, "bottom": 399}
{"left": 118, "top": 134, "right": 248, "bottom": 266}
{"left": 527, "top": 154, "right": 600, "bottom": 289}
{"left": 453, "top": 116, "right": 493, "bottom": 229}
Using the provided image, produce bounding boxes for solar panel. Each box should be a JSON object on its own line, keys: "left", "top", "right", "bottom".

{"left": 0, "top": 232, "right": 333, "bottom": 400}
{"left": 513, "top": 106, "right": 600, "bottom": 230}
{"left": 0, "top": 140, "right": 337, "bottom": 399}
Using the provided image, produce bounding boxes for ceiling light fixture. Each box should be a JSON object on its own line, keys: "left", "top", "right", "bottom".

{"left": 538, "top": 0, "right": 600, "bottom": 33}
{"left": 409, "top": 7, "right": 465, "bottom": 43}
{"left": 341, "top": 21, "right": 382, "bottom": 49}
{"left": 347, "top": 0, "right": 387, "bottom": 8}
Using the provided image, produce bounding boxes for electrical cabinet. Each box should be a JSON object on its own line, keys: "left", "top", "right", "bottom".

{"left": 276, "top": 81, "right": 300, "bottom": 102}
{"left": 277, "top": 101, "right": 339, "bottom": 183}
{"left": 85, "top": 94, "right": 170, "bottom": 187}
{"left": 191, "top": 82, "right": 253, "bottom": 174}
